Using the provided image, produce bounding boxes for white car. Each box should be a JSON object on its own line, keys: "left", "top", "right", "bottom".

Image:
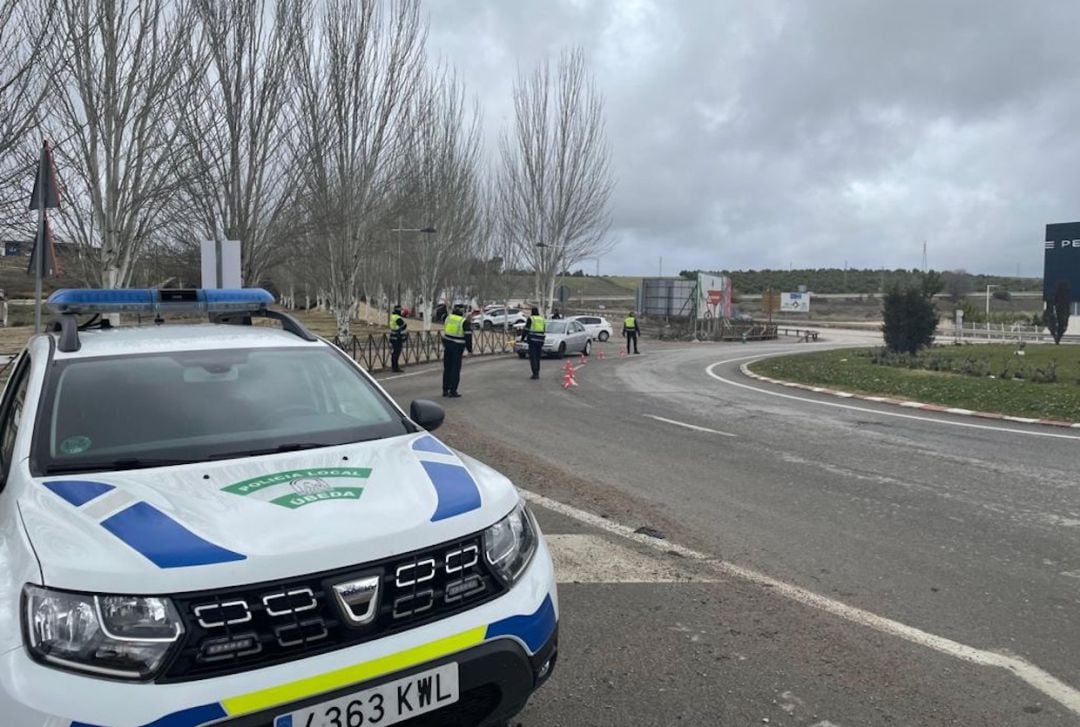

{"left": 514, "top": 319, "right": 593, "bottom": 358}
{"left": 479, "top": 308, "right": 527, "bottom": 330}
{"left": 0, "top": 288, "right": 558, "bottom": 727}
{"left": 567, "top": 315, "right": 613, "bottom": 342}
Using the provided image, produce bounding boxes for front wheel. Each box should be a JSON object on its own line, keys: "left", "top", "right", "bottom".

{"left": 557, "top": 342, "right": 566, "bottom": 358}
{"left": 598, "top": 330, "right": 609, "bottom": 342}
{"left": 583, "top": 340, "right": 592, "bottom": 356}
{"left": 483, "top": 320, "right": 493, "bottom": 330}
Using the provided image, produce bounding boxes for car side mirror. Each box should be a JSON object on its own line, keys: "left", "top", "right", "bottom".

{"left": 410, "top": 399, "right": 445, "bottom": 432}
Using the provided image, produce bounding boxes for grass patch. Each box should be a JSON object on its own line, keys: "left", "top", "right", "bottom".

{"left": 750, "top": 344, "right": 1080, "bottom": 421}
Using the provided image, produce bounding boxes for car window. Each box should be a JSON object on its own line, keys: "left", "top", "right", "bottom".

{"left": 546, "top": 321, "right": 567, "bottom": 334}
{"left": 0, "top": 355, "right": 31, "bottom": 484}
{"left": 571, "top": 321, "right": 584, "bottom": 333}
{"left": 34, "top": 347, "right": 409, "bottom": 474}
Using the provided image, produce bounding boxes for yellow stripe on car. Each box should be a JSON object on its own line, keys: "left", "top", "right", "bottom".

{"left": 222, "top": 627, "right": 487, "bottom": 716}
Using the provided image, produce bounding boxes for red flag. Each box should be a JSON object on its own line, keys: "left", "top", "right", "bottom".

{"left": 29, "top": 140, "right": 61, "bottom": 210}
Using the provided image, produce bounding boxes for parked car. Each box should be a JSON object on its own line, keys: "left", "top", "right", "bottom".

{"left": 480, "top": 307, "right": 528, "bottom": 330}
{"left": 0, "top": 287, "right": 559, "bottom": 726}
{"left": 568, "top": 315, "right": 613, "bottom": 342}
{"left": 515, "top": 318, "right": 593, "bottom": 358}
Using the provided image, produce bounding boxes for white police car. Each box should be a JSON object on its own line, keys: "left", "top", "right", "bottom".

{"left": 0, "top": 288, "right": 557, "bottom": 726}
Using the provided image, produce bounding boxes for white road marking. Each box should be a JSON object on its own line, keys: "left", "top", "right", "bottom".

{"left": 378, "top": 370, "right": 433, "bottom": 381}
{"left": 521, "top": 488, "right": 1080, "bottom": 715}
{"left": 643, "top": 414, "right": 736, "bottom": 438}
{"left": 705, "top": 356, "right": 1080, "bottom": 442}
{"left": 545, "top": 534, "right": 715, "bottom": 584}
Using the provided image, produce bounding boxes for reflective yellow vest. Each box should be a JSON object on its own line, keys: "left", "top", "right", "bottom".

{"left": 443, "top": 314, "right": 465, "bottom": 342}
{"left": 624, "top": 316, "right": 637, "bottom": 331}
{"left": 529, "top": 315, "right": 546, "bottom": 333}
{"left": 389, "top": 313, "right": 404, "bottom": 336}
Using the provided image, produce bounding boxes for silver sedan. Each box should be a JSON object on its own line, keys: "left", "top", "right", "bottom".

{"left": 515, "top": 319, "right": 593, "bottom": 358}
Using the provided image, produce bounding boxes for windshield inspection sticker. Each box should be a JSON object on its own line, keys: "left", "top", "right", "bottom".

{"left": 222, "top": 468, "right": 372, "bottom": 510}
{"left": 60, "top": 436, "right": 92, "bottom": 454}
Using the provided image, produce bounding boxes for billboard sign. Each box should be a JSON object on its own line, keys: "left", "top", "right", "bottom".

{"left": 697, "top": 273, "right": 732, "bottom": 320}
{"left": 1044, "top": 222, "right": 1080, "bottom": 302}
{"left": 780, "top": 292, "right": 810, "bottom": 313}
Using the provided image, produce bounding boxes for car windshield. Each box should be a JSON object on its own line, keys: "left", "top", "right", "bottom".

{"left": 546, "top": 321, "right": 567, "bottom": 334}
{"left": 33, "top": 347, "right": 408, "bottom": 474}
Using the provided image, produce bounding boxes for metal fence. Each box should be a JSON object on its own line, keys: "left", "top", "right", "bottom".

{"left": 332, "top": 329, "right": 518, "bottom": 372}
{"left": 951, "top": 323, "right": 1049, "bottom": 344}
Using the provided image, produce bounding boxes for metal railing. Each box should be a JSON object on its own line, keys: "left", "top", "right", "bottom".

{"left": 951, "top": 323, "right": 1049, "bottom": 344}
{"left": 332, "top": 329, "right": 518, "bottom": 372}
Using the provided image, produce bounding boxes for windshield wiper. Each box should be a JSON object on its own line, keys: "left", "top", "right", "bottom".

{"left": 44, "top": 457, "right": 201, "bottom": 474}
{"left": 207, "top": 442, "right": 331, "bottom": 460}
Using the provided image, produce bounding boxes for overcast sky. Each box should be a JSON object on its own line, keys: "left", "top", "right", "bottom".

{"left": 426, "top": 0, "right": 1080, "bottom": 277}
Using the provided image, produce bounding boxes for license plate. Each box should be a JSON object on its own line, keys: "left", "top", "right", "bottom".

{"left": 274, "top": 663, "right": 459, "bottom": 727}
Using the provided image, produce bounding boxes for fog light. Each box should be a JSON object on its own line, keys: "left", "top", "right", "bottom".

{"left": 537, "top": 658, "right": 552, "bottom": 680}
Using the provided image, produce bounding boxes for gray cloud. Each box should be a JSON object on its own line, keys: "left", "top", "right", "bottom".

{"left": 426, "top": 0, "right": 1080, "bottom": 277}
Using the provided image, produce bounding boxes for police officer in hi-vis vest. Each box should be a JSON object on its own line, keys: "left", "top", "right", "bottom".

{"left": 441, "top": 304, "right": 472, "bottom": 397}
{"left": 523, "top": 307, "right": 546, "bottom": 379}
{"left": 623, "top": 311, "right": 640, "bottom": 354}
{"left": 388, "top": 305, "right": 407, "bottom": 372}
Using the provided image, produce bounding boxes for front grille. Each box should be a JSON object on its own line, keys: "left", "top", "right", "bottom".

{"left": 161, "top": 532, "right": 504, "bottom": 682}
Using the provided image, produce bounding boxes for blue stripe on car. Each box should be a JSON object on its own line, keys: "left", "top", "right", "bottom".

{"left": 411, "top": 435, "right": 452, "bottom": 455}
{"left": 100, "top": 502, "right": 246, "bottom": 568}
{"left": 72, "top": 702, "right": 228, "bottom": 727}
{"left": 419, "top": 461, "right": 482, "bottom": 521}
{"left": 43, "top": 480, "right": 114, "bottom": 507}
{"left": 485, "top": 595, "right": 557, "bottom": 653}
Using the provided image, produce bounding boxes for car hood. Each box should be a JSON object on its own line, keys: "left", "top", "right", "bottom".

{"left": 19, "top": 433, "right": 518, "bottom": 594}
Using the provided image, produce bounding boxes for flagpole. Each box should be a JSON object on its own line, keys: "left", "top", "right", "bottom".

{"left": 33, "top": 142, "right": 46, "bottom": 334}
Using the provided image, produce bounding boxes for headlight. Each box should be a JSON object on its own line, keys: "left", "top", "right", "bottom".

{"left": 23, "top": 585, "right": 183, "bottom": 680}
{"left": 483, "top": 502, "right": 538, "bottom": 586}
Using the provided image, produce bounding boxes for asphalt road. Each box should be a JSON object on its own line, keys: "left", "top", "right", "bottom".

{"left": 379, "top": 333, "right": 1080, "bottom": 726}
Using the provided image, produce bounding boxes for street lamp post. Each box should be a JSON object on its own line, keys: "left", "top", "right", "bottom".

{"left": 985, "top": 284, "right": 997, "bottom": 335}
{"left": 535, "top": 242, "right": 549, "bottom": 316}
{"left": 389, "top": 223, "right": 436, "bottom": 310}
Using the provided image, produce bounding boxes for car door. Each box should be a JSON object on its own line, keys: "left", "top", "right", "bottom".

{"left": 568, "top": 320, "right": 587, "bottom": 351}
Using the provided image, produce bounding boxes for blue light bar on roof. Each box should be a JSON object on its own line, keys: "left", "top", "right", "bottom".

{"left": 47, "top": 288, "right": 275, "bottom": 315}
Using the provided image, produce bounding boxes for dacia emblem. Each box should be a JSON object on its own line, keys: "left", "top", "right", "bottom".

{"left": 332, "top": 575, "right": 381, "bottom": 626}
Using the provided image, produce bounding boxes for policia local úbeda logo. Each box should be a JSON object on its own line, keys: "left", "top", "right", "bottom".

{"left": 222, "top": 468, "right": 372, "bottom": 509}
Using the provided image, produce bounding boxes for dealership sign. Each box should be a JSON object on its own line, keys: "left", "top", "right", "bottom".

{"left": 1044, "top": 222, "right": 1080, "bottom": 302}
{"left": 780, "top": 292, "right": 810, "bottom": 313}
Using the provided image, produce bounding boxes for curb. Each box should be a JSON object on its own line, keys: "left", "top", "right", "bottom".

{"left": 739, "top": 363, "right": 1080, "bottom": 430}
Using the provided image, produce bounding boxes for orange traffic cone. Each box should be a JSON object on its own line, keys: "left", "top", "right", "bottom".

{"left": 562, "top": 361, "right": 578, "bottom": 389}
{"left": 619, "top": 349, "right": 627, "bottom": 358}
{"left": 597, "top": 347, "right": 605, "bottom": 360}
{"left": 579, "top": 353, "right": 588, "bottom": 365}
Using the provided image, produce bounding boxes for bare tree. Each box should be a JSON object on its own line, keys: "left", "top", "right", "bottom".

{"left": 0, "top": 0, "right": 55, "bottom": 157}
{"left": 399, "top": 67, "right": 483, "bottom": 330}
{"left": 293, "top": 0, "right": 425, "bottom": 337}
{"left": 45, "top": 0, "right": 198, "bottom": 287}
{"left": 177, "top": 0, "right": 303, "bottom": 286}
{"left": 499, "top": 47, "right": 614, "bottom": 315}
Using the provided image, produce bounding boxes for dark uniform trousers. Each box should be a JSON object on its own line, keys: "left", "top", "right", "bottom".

{"left": 443, "top": 340, "right": 464, "bottom": 394}
{"left": 390, "top": 334, "right": 404, "bottom": 370}
{"left": 528, "top": 337, "right": 544, "bottom": 376}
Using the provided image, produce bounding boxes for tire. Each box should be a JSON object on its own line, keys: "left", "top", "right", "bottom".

{"left": 584, "top": 340, "right": 592, "bottom": 356}
{"left": 483, "top": 320, "right": 493, "bottom": 330}
{"left": 557, "top": 342, "right": 566, "bottom": 358}
{"left": 598, "top": 330, "right": 609, "bottom": 342}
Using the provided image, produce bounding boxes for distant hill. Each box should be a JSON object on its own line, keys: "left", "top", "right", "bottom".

{"left": 680, "top": 268, "right": 1042, "bottom": 296}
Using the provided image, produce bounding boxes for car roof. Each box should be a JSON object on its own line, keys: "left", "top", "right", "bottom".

{"left": 44, "top": 323, "right": 325, "bottom": 360}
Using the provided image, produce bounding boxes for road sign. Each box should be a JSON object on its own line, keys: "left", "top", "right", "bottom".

{"left": 761, "top": 291, "right": 781, "bottom": 316}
